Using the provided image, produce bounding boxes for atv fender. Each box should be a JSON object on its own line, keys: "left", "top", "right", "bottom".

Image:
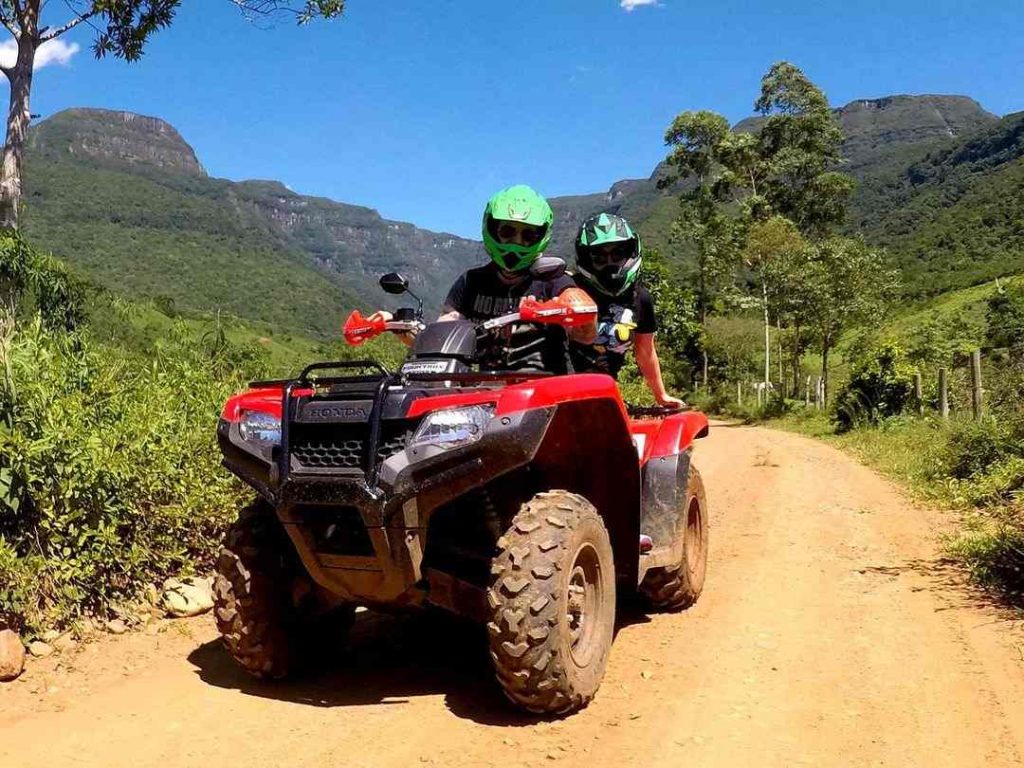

{"left": 635, "top": 411, "right": 709, "bottom": 581}
{"left": 529, "top": 398, "right": 643, "bottom": 586}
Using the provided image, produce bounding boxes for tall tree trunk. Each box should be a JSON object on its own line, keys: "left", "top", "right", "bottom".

{"left": 791, "top": 324, "right": 801, "bottom": 395}
{"left": 761, "top": 277, "right": 770, "bottom": 388}
{"left": 777, "top": 320, "right": 784, "bottom": 396}
{"left": 701, "top": 304, "right": 709, "bottom": 391}
{"left": 0, "top": 19, "right": 38, "bottom": 231}
{"left": 821, "top": 337, "right": 830, "bottom": 407}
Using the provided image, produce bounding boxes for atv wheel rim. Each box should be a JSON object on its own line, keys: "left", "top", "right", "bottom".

{"left": 566, "top": 542, "right": 603, "bottom": 667}
{"left": 685, "top": 496, "right": 707, "bottom": 577}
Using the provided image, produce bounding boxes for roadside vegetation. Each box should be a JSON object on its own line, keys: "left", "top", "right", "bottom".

{"left": 0, "top": 233, "right": 401, "bottom": 635}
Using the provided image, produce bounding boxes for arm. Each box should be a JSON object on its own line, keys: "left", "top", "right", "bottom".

{"left": 438, "top": 306, "right": 464, "bottom": 321}
{"left": 634, "top": 333, "right": 683, "bottom": 408}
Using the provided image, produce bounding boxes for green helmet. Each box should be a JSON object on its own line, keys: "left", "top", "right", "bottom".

{"left": 575, "top": 213, "right": 642, "bottom": 296}
{"left": 482, "top": 185, "right": 553, "bottom": 272}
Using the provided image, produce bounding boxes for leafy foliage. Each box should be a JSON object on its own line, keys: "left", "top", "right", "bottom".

{"left": 985, "top": 280, "right": 1024, "bottom": 350}
{"left": 832, "top": 341, "right": 917, "bottom": 432}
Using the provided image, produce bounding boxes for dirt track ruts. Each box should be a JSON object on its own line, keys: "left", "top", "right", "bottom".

{"left": 2, "top": 422, "right": 1023, "bottom": 767}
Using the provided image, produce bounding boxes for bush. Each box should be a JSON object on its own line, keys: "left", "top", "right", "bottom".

{"left": 986, "top": 280, "right": 1024, "bottom": 350}
{"left": 0, "top": 314, "right": 261, "bottom": 633}
{"left": 948, "top": 506, "right": 1024, "bottom": 606}
{"left": 832, "top": 341, "right": 917, "bottom": 432}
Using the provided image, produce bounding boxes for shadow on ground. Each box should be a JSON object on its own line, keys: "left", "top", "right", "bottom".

{"left": 860, "top": 556, "right": 1024, "bottom": 616}
{"left": 188, "top": 604, "right": 652, "bottom": 726}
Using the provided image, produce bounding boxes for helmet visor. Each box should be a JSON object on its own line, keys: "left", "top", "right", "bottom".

{"left": 589, "top": 241, "right": 637, "bottom": 269}
{"left": 493, "top": 220, "right": 548, "bottom": 248}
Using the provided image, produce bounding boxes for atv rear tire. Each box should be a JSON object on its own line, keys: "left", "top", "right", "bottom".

{"left": 487, "top": 491, "right": 616, "bottom": 715}
{"left": 640, "top": 464, "right": 708, "bottom": 611}
{"left": 214, "top": 500, "right": 317, "bottom": 679}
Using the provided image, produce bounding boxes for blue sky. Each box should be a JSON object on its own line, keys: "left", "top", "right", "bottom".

{"left": 8, "top": 0, "right": 1024, "bottom": 238}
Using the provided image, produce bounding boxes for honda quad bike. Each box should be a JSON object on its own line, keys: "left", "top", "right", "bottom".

{"left": 214, "top": 261, "right": 710, "bottom": 715}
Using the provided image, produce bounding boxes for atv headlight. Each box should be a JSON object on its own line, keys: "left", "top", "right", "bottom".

{"left": 409, "top": 405, "right": 494, "bottom": 450}
{"left": 239, "top": 410, "right": 281, "bottom": 445}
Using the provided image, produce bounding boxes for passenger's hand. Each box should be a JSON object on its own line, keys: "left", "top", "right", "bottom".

{"left": 656, "top": 393, "right": 685, "bottom": 409}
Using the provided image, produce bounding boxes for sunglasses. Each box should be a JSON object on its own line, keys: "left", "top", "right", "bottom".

{"left": 496, "top": 221, "right": 546, "bottom": 247}
{"left": 590, "top": 242, "right": 635, "bottom": 268}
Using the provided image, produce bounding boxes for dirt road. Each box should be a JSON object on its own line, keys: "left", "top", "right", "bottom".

{"left": 2, "top": 423, "right": 1023, "bottom": 767}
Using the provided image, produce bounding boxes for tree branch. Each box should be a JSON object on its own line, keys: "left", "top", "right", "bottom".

{"left": 39, "top": 8, "right": 96, "bottom": 41}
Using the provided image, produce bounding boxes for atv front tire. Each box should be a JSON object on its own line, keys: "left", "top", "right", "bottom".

{"left": 214, "top": 500, "right": 332, "bottom": 679}
{"left": 487, "top": 491, "right": 616, "bottom": 715}
{"left": 640, "top": 464, "right": 708, "bottom": 611}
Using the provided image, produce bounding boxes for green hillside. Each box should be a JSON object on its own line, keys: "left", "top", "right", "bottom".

{"left": 852, "top": 112, "right": 1024, "bottom": 295}
{"left": 21, "top": 108, "right": 481, "bottom": 340}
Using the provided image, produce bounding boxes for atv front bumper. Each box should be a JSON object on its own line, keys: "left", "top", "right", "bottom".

{"left": 218, "top": 407, "right": 552, "bottom": 607}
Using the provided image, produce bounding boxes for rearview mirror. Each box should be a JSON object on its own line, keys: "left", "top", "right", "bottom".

{"left": 379, "top": 272, "right": 409, "bottom": 295}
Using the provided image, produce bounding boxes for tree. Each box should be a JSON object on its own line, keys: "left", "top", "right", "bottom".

{"left": 743, "top": 216, "right": 805, "bottom": 389}
{"left": 754, "top": 61, "right": 853, "bottom": 235}
{"left": 640, "top": 246, "right": 702, "bottom": 389}
{"left": 662, "top": 63, "right": 853, "bottom": 392}
{"left": 801, "top": 237, "right": 899, "bottom": 402}
{"left": 0, "top": 1, "right": 345, "bottom": 229}
{"left": 662, "top": 111, "right": 742, "bottom": 389}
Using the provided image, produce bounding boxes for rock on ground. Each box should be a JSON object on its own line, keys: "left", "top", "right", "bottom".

{"left": 161, "top": 576, "right": 214, "bottom": 618}
{"left": 0, "top": 629, "right": 26, "bottom": 681}
{"left": 28, "top": 641, "right": 53, "bottom": 658}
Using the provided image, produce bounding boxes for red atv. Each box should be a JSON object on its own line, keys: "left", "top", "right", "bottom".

{"left": 214, "top": 264, "right": 710, "bottom": 715}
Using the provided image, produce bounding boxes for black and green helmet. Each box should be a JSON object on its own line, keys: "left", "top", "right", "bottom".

{"left": 482, "top": 185, "right": 554, "bottom": 272}
{"left": 574, "top": 213, "right": 642, "bottom": 296}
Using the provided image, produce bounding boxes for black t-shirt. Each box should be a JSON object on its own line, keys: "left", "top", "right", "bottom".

{"left": 569, "top": 281, "right": 656, "bottom": 378}
{"left": 444, "top": 263, "right": 577, "bottom": 373}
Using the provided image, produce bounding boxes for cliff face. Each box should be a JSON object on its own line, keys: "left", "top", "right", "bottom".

{"left": 30, "top": 108, "right": 207, "bottom": 176}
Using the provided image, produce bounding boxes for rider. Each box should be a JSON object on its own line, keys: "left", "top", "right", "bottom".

{"left": 437, "top": 184, "right": 596, "bottom": 373}
{"left": 570, "top": 213, "right": 683, "bottom": 408}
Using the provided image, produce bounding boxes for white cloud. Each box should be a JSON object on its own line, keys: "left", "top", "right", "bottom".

{"left": 0, "top": 38, "right": 81, "bottom": 71}
{"left": 620, "top": 0, "right": 659, "bottom": 10}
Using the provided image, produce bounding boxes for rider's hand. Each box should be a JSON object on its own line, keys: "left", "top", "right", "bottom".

{"left": 656, "top": 393, "right": 685, "bottom": 409}
{"left": 366, "top": 310, "right": 393, "bottom": 324}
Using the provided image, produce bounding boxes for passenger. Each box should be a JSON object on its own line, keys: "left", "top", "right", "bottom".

{"left": 570, "top": 213, "right": 683, "bottom": 408}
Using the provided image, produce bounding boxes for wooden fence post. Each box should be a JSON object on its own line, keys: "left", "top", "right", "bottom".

{"left": 971, "top": 350, "right": 983, "bottom": 421}
{"left": 737, "top": 380, "right": 742, "bottom": 406}
{"left": 938, "top": 367, "right": 949, "bottom": 420}
{"left": 913, "top": 372, "right": 923, "bottom": 416}
{"left": 815, "top": 376, "right": 824, "bottom": 410}
{"left": 805, "top": 375, "right": 811, "bottom": 407}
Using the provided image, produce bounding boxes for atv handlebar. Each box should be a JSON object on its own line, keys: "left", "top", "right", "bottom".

{"left": 344, "top": 294, "right": 597, "bottom": 347}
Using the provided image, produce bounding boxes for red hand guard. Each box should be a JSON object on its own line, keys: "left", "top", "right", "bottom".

{"left": 343, "top": 310, "right": 386, "bottom": 346}
{"left": 519, "top": 290, "right": 597, "bottom": 328}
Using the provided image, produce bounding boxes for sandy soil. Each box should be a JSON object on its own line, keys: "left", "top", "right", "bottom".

{"left": 2, "top": 423, "right": 1023, "bottom": 768}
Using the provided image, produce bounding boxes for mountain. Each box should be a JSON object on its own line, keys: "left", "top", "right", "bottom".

{"left": 20, "top": 95, "right": 1021, "bottom": 337}
{"left": 850, "top": 110, "right": 1024, "bottom": 294}
{"left": 546, "top": 95, "right": 1003, "bottom": 279}
{"left": 22, "top": 108, "right": 481, "bottom": 338}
